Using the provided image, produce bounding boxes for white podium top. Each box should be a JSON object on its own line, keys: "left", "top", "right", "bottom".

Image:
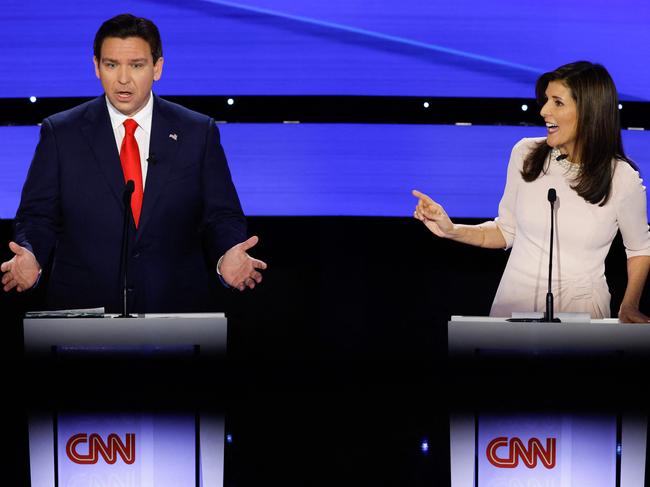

{"left": 24, "top": 313, "right": 227, "bottom": 355}
{"left": 448, "top": 316, "right": 650, "bottom": 355}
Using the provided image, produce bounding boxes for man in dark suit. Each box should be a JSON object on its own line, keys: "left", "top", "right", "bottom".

{"left": 1, "top": 14, "right": 266, "bottom": 312}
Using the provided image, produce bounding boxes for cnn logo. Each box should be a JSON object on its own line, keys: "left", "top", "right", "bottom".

{"left": 486, "top": 436, "right": 556, "bottom": 469}
{"left": 66, "top": 433, "right": 136, "bottom": 465}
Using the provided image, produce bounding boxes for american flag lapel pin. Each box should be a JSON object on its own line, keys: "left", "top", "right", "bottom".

{"left": 169, "top": 133, "right": 178, "bottom": 141}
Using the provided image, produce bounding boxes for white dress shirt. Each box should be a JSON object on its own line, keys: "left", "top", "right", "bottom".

{"left": 105, "top": 92, "right": 229, "bottom": 277}
{"left": 105, "top": 92, "right": 154, "bottom": 188}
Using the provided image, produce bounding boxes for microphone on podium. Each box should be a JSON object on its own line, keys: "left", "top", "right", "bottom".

{"left": 544, "top": 188, "right": 561, "bottom": 322}
{"left": 508, "top": 188, "right": 562, "bottom": 323}
{"left": 117, "top": 180, "right": 135, "bottom": 318}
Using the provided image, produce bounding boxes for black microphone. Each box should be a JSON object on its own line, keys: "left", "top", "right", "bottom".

{"left": 556, "top": 154, "right": 568, "bottom": 161}
{"left": 544, "top": 188, "right": 561, "bottom": 322}
{"left": 123, "top": 179, "right": 134, "bottom": 204}
{"left": 117, "top": 180, "right": 135, "bottom": 318}
{"left": 147, "top": 153, "right": 157, "bottom": 165}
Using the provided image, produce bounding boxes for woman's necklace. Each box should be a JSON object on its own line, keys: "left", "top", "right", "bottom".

{"left": 550, "top": 147, "right": 580, "bottom": 176}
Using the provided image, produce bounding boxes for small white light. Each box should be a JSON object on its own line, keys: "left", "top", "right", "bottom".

{"left": 521, "top": 104, "right": 528, "bottom": 112}
{"left": 29, "top": 96, "right": 37, "bottom": 103}
{"left": 618, "top": 103, "right": 623, "bottom": 110}
{"left": 227, "top": 98, "right": 235, "bottom": 106}
{"left": 420, "top": 439, "right": 429, "bottom": 453}
{"left": 423, "top": 101, "right": 430, "bottom": 108}
{"left": 226, "top": 434, "right": 233, "bottom": 444}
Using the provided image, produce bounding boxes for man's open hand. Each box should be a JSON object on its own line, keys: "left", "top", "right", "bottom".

{"left": 219, "top": 236, "right": 267, "bottom": 291}
{"left": 1, "top": 241, "right": 41, "bottom": 292}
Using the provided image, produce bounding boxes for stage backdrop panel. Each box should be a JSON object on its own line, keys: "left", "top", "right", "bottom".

{"left": 0, "top": 0, "right": 648, "bottom": 99}
{"left": 1, "top": 124, "right": 649, "bottom": 218}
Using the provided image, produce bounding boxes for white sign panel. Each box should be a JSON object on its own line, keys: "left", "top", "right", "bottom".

{"left": 57, "top": 412, "right": 196, "bottom": 487}
{"left": 478, "top": 413, "right": 617, "bottom": 487}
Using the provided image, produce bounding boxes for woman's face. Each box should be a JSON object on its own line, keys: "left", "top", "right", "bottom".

{"left": 540, "top": 80, "right": 578, "bottom": 158}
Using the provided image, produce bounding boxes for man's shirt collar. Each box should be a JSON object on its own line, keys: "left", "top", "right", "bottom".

{"left": 105, "top": 92, "right": 154, "bottom": 134}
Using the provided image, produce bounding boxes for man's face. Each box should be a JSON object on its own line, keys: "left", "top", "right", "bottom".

{"left": 94, "top": 36, "right": 163, "bottom": 116}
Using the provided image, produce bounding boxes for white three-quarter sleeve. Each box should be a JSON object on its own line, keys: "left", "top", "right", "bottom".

{"left": 495, "top": 138, "right": 531, "bottom": 249}
{"left": 615, "top": 162, "right": 650, "bottom": 259}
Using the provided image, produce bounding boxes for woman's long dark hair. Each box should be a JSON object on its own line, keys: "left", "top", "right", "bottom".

{"left": 522, "top": 61, "right": 636, "bottom": 206}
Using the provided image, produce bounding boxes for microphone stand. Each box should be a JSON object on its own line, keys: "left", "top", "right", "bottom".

{"left": 117, "top": 180, "right": 135, "bottom": 318}
{"left": 508, "top": 187, "right": 562, "bottom": 323}
{"left": 543, "top": 188, "right": 561, "bottom": 323}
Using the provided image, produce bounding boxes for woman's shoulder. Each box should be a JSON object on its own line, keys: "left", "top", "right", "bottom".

{"left": 507, "top": 137, "right": 547, "bottom": 170}
{"left": 612, "top": 158, "right": 644, "bottom": 196}
{"left": 613, "top": 157, "right": 642, "bottom": 177}
{"left": 512, "top": 137, "right": 547, "bottom": 154}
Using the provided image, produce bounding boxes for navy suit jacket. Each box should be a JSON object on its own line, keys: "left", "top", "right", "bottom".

{"left": 15, "top": 95, "right": 246, "bottom": 312}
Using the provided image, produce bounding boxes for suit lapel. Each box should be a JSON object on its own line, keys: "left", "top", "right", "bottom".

{"left": 137, "top": 95, "right": 180, "bottom": 239}
{"left": 81, "top": 97, "right": 126, "bottom": 209}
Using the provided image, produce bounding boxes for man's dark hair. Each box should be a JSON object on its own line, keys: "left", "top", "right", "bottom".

{"left": 94, "top": 14, "right": 163, "bottom": 63}
{"left": 522, "top": 61, "right": 635, "bottom": 206}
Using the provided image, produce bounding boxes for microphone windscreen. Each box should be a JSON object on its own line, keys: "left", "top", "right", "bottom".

{"left": 547, "top": 188, "right": 557, "bottom": 203}
{"left": 123, "top": 180, "right": 135, "bottom": 204}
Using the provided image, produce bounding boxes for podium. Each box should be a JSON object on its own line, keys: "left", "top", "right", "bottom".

{"left": 449, "top": 315, "right": 650, "bottom": 356}
{"left": 24, "top": 312, "right": 228, "bottom": 356}
{"left": 448, "top": 316, "right": 649, "bottom": 487}
{"left": 24, "top": 313, "right": 228, "bottom": 487}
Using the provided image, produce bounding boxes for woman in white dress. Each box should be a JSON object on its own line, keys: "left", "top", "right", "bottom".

{"left": 413, "top": 61, "right": 650, "bottom": 322}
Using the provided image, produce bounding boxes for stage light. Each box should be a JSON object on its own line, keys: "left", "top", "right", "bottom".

{"left": 420, "top": 438, "right": 429, "bottom": 453}
{"left": 618, "top": 104, "right": 623, "bottom": 110}
{"left": 226, "top": 434, "right": 233, "bottom": 444}
{"left": 227, "top": 98, "right": 235, "bottom": 106}
{"left": 29, "top": 96, "right": 37, "bottom": 103}
{"left": 423, "top": 101, "right": 430, "bottom": 108}
{"left": 521, "top": 104, "right": 528, "bottom": 111}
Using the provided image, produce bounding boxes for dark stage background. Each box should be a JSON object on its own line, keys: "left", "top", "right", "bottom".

{"left": 3, "top": 215, "right": 642, "bottom": 360}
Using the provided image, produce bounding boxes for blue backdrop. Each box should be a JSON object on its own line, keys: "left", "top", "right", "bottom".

{"left": 1, "top": 0, "right": 648, "bottom": 99}
{"left": 2, "top": 123, "right": 649, "bottom": 218}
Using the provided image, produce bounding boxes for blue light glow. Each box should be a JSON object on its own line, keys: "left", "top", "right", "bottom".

{"left": 420, "top": 439, "right": 429, "bottom": 453}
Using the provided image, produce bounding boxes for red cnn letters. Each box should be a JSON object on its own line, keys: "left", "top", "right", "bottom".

{"left": 66, "top": 433, "right": 136, "bottom": 465}
{"left": 486, "top": 436, "right": 556, "bottom": 469}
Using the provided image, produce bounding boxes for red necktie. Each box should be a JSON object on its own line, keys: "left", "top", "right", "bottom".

{"left": 120, "top": 119, "right": 144, "bottom": 228}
